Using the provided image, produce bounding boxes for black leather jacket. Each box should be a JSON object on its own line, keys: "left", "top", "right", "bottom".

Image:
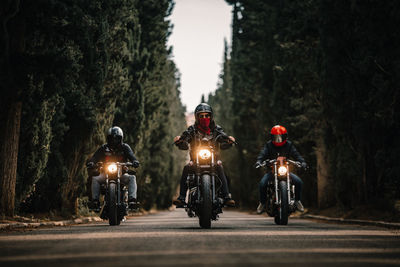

{"left": 176, "top": 124, "right": 232, "bottom": 161}
{"left": 256, "top": 140, "right": 305, "bottom": 164}
{"left": 88, "top": 143, "right": 138, "bottom": 164}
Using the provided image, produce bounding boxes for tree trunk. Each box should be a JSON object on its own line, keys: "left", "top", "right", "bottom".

{"left": 61, "top": 143, "right": 86, "bottom": 215}
{"left": 315, "top": 135, "right": 334, "bottom": 209}
{"left": 0, "top": 102, "right": 22, "bottom": 217}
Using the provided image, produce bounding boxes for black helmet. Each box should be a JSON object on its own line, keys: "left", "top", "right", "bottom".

{"left": 194, "top": 103, "right": 213, "bottom": 120}
{"left": 107, "top": 126, "right": 123, "bottom": 148}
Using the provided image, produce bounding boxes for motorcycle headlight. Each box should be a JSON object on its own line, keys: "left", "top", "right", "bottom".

{"left": 198, "top": 149, "right": 211, "bottom": 160}
{"left": 107, "top": 164, "right": 118, "bottom": 173}
{"left": 278, "top": 166, "right": 287, "bottom": 176}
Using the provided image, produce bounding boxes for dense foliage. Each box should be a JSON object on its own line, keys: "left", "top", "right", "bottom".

{"left": 1, "top": 0, "right": 399, "bottom": 218}
{"left": 0, "top": 0, "right": 186, "bottom": 215}
{"left": 209, "top": 0, "right": 400, "bottom": 212}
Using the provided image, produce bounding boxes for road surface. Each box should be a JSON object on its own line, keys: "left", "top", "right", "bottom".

{"left": 1, "top": 209, "right": 399, "bottom": 266}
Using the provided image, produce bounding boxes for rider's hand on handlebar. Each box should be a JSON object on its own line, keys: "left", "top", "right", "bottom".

{"left": 301, "top": 162, "right": 308, "bottom": 170}
{"left": 173, "top": 136, "right": 181, "bottom": 143}
{"left": 86, "top": 162, "right": 95, "bottom": 168}
{"left": 254, "top": 161, "right": 262, "bottom": 169}
{"left": 133, "top": 160, "right": 140, "bottom": 168}
{"left": 228, "top": 136, "right": 236, "bottom": 144}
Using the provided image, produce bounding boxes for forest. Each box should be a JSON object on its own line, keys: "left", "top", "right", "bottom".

{"left": 0, "top": 0, "right": 186, "bottom": 216}
{"left": 209, "top": 0, "right": 400, "bottom": 217}
{"left": 1, "top": 0, "right": 399, "bottom": 219}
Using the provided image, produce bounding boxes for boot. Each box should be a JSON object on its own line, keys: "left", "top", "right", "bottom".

{"left": 89, "top": 199, "right": 100, "bottom": 212}
{"left": 128, "top": 198, "right": 139, "bottom": 210}
{"left": 257, "top": 203, "right": 265, "bottom": 214}
{"left": 295, "top": 200, "right": 304, "bottom": 212}
{"left": 173, "top": 196, "right": 186, "bottom": 208}
{"left": 224, "top": 197, "right": 236, "bottom": 207}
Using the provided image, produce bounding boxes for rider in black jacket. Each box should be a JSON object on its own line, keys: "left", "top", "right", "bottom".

{"left": 173, "top": 103, "right": 236, "bottom": 207}
{"left": 87, "top": 126, "right": 140, "bottom": 211}
{"left": 255, "top": 125, "right": 307, "bottom": 213}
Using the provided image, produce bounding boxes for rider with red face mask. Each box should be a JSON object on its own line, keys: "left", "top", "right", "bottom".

{"left": 255, "top": 125, "right": 308, "bottom": 213}
{"left": 173, "top": 103, "right": 236, "bottom": 207}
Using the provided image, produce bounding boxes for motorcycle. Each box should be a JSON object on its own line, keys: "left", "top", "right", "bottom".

{"left": 176, "top": 134, "right": 235, "bottom": 229}
{"left": 256, "top": 156, "right": 302, "bottom": 225}
{"left": 88, "top": 161, "right": 135, "bottom": 226}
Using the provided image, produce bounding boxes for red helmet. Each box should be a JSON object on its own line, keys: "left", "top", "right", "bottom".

{"left": 270, "top": 125, "right": 288, "bottom": 147}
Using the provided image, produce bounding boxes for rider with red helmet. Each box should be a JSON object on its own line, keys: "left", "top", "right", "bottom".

{"left": 255, "top": 125, "right": 308, "bottom": 213}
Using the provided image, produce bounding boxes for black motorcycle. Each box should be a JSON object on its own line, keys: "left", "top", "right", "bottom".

{"left": 178, "top": 135, "right": 234, "bottom": 228}
{"left": 89, "top": 162, "right": 135, "bottom": 226}
{"left": 256, "top": 157, "right": 301, "bottom": 225}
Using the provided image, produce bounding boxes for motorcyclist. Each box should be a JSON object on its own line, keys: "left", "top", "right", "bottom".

{"left": 87, "top": 126, "right": 140, "bottom": 211}
{"left": 255, "top": 125, "right": 307, "bottom": 213}
{"left": 172, "top": 103, "right": 236, "bottom": 207}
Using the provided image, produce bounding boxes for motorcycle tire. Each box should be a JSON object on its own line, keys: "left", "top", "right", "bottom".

{"left": 108, "top": 182, "right": 120, "bottom": 226}
{"left": 199, "top": 174, "right": 212, "bottom": 229}
{"left": 274, "top": 180, "right": 289, "bottom": 225}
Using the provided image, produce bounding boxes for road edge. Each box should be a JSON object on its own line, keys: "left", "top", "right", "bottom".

{"left": 300, "top": 214, "right": 400, "bottom": 229}
{"left": 0, "top": 216, "right": 103, "bottom": 231}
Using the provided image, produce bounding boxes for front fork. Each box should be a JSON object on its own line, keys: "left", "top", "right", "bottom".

{"left": 117, "top": 178, "right": 121, "bottom": 205}
{"left": 195, "top": 152, "right": 216, "bottom": 205}
{"left": 195, "top": 173, "right": 216, "bottom": 204}
{"left": 274, "top": 163, "right": 292, "bottom": 205}
{"left": 105, "top": 178, "right": 121, "bottom": 205}
{"left": 286, "top": 164, "right": 292, "bottom": 205}
{"left": 274, "top": 164, "right": 279, "bottom": 205}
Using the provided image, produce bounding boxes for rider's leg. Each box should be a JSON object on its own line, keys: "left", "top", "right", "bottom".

{"left": 257, "top": 172, "right": 274, "bottom": 213}
{"left": 120, "top": 174, "right": 137, "bottom": 199}
{"left": 90, "top": 173, "right": 106, "bottom": 210}
{"left": 216, "top": 165, "right": 235, "bottom": 206}
{"left": 87, "top": 176, "right": 93, "bottom": 201}
{"left": 179, "top": 164, "right": 191, "bottom": 199}
{"left": 290, "top": 173, "right": 304, "bottom": 211}
{"left": 259, "top": 172, "right": 273, "bottom": 204}
{"left": 92, "top": 173, "right": 106, "bottom": 201}
{"left": 289, "top": 173, "right": 303, "bottom": 201}
{"left": 121, "top": 173, "right": 138, "bottom": 209}
{"left": 216, "top": 165, "right": 230, "bottom": 197}
{"left": 173, "top": 164, "right": 192, "bottom": 206}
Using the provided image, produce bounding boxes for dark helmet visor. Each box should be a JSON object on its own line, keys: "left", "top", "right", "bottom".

{"left": 272, "top": 133, "right": 287, "bottom": 143}
{"left": 108, "top": 135, "right": 122, "bottom": 146}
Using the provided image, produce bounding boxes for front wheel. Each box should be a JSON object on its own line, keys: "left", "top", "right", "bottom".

{"left": 274, "top": 180, "right": 289, "bottom": 225}
{"left": 108, "top": 182, "right": 120, "bottom": 226}
{"left": 199, "top": 174, "right": 212, "bottom": 229}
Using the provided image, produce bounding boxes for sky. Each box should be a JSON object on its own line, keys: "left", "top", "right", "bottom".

{"left": 167, "top": 0, "right": 232, "bottom": 113}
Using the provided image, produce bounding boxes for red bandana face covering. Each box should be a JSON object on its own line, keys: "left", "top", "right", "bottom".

{"left": 198, "top": 118, "right": 211, "bottom": 134}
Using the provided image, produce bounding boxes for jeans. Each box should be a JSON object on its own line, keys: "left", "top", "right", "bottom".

{"left": 92, "top": 173, "right": 137, "bottom": 200}
{"left": 259, "top": 172, "right": 303, "bottom": 203}
{"left": 179, "top": 164, "right": 230, "bottom": 199}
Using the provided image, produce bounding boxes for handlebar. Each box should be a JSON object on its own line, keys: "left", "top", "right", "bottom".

{"left": 173, "top": 135, "right": 237, "bottom": 146}
{"left": 256, "top": 159, "right": 302, "bottom": 168}
{"left": 287, "top": 159, "right": 302, "bottom": 168}
{"left": 215, "top": 134, "right": 238, "bottom": 145}
{"left": 88, "top": 162, "right": 136, "bottom": 168}
{"left": 173, "top": 134, "right": 190, "bottom": 146}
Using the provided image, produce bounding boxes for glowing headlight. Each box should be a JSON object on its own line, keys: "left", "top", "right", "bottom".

{"left": 107, "top": 164, "right": 118, "bottom": 173}
{"left": 198, "top": 149, "right": 211, "bottom": 160}
{"left": 278, "top": 166, "right": 287, "bottom": 176}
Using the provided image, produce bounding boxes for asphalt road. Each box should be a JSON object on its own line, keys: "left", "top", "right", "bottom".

{"left": 0, "top": 209, "right": 399, "bottom": 266}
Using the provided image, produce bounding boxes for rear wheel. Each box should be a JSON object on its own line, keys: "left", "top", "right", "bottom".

{"left": 108, "top": 182, "right": 120, "bottom": 226}
{"left": 274, "top": 180, "right": 289, "bottom": 225}
{"left": 199, "top": 174, "right": 212, "bottom": 229}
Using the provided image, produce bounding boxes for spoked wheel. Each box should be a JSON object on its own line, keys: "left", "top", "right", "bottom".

{"left": 199, "top": 174, "right": 212, "bottom": 229}
{"left": 108, "top": 182, "right": 120, "bottom": 226}
{"left": 274, "top": 180, "right": 289, "bottom": 225}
